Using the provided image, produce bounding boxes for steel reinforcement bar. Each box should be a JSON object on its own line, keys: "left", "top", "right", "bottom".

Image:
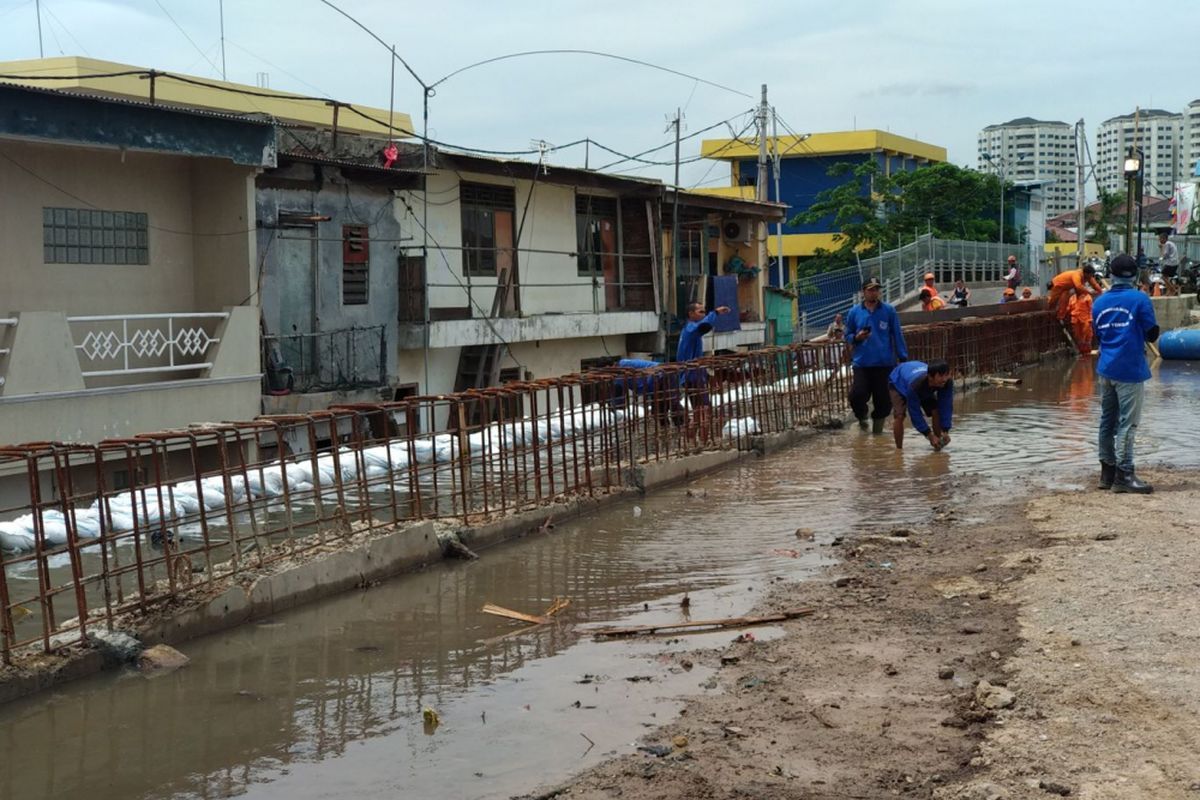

{"left": 0, "top": 311, "right": 1069, "bottom": 662}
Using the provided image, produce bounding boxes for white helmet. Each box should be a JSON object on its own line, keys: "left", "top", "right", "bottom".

{"left": 1104, "top": 250, "right": 1111, "bottom": 257}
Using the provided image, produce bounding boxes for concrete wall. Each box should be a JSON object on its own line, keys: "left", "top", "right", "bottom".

{"left": 1151, "top": 294, "right": 1198, "bottom": 330}
{"left": 192, "top": 160, "right": 257, "bottom": 310}
{"left": 0, "top": 306, "right": 260, "bottom": 444}
{"left": 398, "top": 170, "right": 614, "bottom": 317}
{"left": 257, "top": 163, "right": 404, "bottom": 382}
{"left": 0, "top": 139, "right": 200, "bottom": 314}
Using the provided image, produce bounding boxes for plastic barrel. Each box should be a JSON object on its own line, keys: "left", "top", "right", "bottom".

{"left": 1157, "top": 328, "right": 1200, "bottom": 360}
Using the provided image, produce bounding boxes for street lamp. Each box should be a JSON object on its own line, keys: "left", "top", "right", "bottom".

{"left": 1123, "top": 147, "right": 1142, "bottom": 256}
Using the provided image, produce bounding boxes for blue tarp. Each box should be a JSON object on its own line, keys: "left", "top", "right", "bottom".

{"left": 712, "top": 275, "right": 741, "bottom": 332}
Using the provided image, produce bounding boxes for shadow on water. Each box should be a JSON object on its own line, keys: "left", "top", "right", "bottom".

{"left": 2, "top": 357, "right": 1199, "bottom": 800}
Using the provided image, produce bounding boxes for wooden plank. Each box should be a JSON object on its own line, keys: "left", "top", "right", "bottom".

{"left": 481, "top": 603, "right": 548, "bottom": 625}
{"left": 591, "top": 608, "right": 815, "bottom": 639}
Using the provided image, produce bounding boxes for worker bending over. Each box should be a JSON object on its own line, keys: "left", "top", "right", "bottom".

{"left": 1046, "top": 263, "right": 1103, "bottom": 321}
{"left": 888, "top": 359, "right": 954, "bottom": 451}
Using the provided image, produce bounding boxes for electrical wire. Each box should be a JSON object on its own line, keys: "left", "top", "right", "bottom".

{"left": 590, "top": 109, "right": 754, "bottom": 172}
{"left": 153, "top": 0, "right": 224, "bottom": 79}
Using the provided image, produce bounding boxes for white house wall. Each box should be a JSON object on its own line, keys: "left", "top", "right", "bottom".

{"left": 398, "top": 169, "right": 609, "bottom": 317}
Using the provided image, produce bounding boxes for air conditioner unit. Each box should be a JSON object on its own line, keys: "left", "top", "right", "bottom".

{"left": 722, "top": 218, "right": 754, "bottom": 245}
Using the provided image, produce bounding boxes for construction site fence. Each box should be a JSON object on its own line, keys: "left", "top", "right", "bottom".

{"left": 0, "top": 311, "right": 1071, "bottom": 663}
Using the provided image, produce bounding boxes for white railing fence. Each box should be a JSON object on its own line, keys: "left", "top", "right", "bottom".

{"left": 68, "top": 313, "right": 228, "bottom": 379}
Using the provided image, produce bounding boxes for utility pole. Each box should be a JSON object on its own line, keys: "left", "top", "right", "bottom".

{"left": 771, "top": 105, "right": 784, "bottom": 285}
{"left": 671, "top": 107, "right": 681, "bottom": 344}
{"left": 1075, "top": 119, "right": 1086, "bottom": 264}
{"left": 756, "top": 85, "right": 769, "bottom": 202}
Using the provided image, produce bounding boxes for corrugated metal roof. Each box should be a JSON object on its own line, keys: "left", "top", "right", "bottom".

{"left": 0, "top": 79, "right": 275, "bottom": 127}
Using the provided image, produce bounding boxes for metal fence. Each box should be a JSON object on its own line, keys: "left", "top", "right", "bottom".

{"left": 0, "top": 311, "right": 1071, "bottom": 664}
{"left": 796, "top": 235, "right": 1032, "bottom": 335}
{"left": 262, "top": 326, "right": 387, "bottom": 394}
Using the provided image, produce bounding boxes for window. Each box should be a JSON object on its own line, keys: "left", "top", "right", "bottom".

{"left": 342, "top": 224, "right": 369, "bottom": 304}
{"left": 43, "top": 207, "right": 148, "bottom": 265}
{"left": 460, "top": 183, "right": 515, "bottom": 277}
{"left": 576, "top": 195, "right": 618, "bottom": 277}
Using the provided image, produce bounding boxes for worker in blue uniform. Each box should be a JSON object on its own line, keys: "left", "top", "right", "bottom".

{"left": 608, "top": 358, "right": 684, "bottom": 428}
{"left": 1092, "top": 253, "right": 1158, "bottom": 493}
{"left": 844, "top": 277, "right": 909, "bottom": 434}
{"left": 888, "top": 359, "right": 954, "bottom": 450}
{"left": 676, "top": 301, "right": 731, "bottom": 443}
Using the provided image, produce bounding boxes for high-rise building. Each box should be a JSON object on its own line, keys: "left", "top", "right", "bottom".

{"left": 977, "top": 118, "right": 1078, "bottom": 218}
{"left": 1185, "top": 99, "right": 1200, "bottom": 178}
{"left": 1096, "top": 109, "right": 1185, "bottom": 197}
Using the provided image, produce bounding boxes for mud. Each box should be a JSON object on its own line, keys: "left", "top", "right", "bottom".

{"left": 524, "top": 469, "right": 1200, "bottom": 800}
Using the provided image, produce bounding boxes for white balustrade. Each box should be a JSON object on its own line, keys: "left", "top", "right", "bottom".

{"left": 68, "top": 313, "right": 228, "bottom": 378}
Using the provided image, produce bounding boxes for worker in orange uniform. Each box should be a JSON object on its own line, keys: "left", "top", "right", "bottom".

{"left": 919, "top": 287, "right": 945, "bottom": 311}
{"left": 1046, "top": 263, "right": 1103, "bottom": 321}
{"left": 1068, "top": 290, "right": 1094, "bottom": 355}
{"left": 922, "top": 272, "right": 938, "bottom": 300}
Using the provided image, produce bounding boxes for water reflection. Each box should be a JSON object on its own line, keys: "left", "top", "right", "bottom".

{"left": 2, "top": 359, "right": 1199, "bottom": 800}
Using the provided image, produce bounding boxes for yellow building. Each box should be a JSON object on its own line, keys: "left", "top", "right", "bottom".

{"left": 0, "top": 56, "right": 412, "bottom": 138}
{"left": 697, "top": 129, "right": 946, "bottom": 280}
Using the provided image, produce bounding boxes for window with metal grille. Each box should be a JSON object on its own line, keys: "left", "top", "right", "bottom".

{"left": 461, "top": 183, "right": 515, "bottom": 277}
{"left": 342, "top": 224, "right": 369, "bottom": 304}
{"left": 43, "top": 207, "right": 149, "bottom": 265}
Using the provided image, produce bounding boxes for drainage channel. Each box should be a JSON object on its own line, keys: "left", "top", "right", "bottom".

{"left": 2, "top": 358, "right": 1199, "bottom": 800}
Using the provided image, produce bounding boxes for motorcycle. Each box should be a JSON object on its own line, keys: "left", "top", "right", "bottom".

{"left": 1177, "top": 258, "right": 1200, "bottom": 298}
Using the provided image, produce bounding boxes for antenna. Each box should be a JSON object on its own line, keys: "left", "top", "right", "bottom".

{"left": 255, "top": 72, "right": 270, "bottom": 89}
{"left": 530, "top": 139, "right": 553, "bottom": 174}
{"left": 219, "top": 0, "right": 227, "bottom": 80}
{"left": 35, "top": 0, "right": 44, "bottom": 58}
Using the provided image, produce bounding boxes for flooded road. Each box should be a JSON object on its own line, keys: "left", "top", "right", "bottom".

{"left": 3, "top": 357, "right": 1200, "bottom": 800}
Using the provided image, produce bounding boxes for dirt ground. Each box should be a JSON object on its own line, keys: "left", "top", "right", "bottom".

{"left": 518, "top": 467, "right": 1200, "bottom": 800}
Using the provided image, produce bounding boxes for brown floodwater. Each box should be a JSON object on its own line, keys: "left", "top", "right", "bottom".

{"left": 2, "top": 357, "right": 1199, "bottom": 800}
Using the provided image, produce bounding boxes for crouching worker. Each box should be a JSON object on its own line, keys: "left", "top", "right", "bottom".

{"left": 609, "top": 358, "right": 684, "bottom": 429}
{"left": 888, "top": 359, "right": 954, "bottom": 450}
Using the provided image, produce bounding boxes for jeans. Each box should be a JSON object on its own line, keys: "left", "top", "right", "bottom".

{"left": 1097, "top": 377, "right": 1145, "bottom": 471}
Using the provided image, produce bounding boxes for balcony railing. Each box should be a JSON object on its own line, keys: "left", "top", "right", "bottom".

{"left": 68, "top": 313, "right": 228, "bottom": 379}
{"left": 262, "top": 325, "right": 387, "bottom": 394}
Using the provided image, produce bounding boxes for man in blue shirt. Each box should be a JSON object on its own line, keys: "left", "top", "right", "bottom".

{"left": 1092, "top": 253, "right": 1159, "bottom": 493}
{"left": 844, "top": 277, "right": 909, "bottom": 434}
{"left": 676, "top": 302, "right": 731, "bottom": 442}
{"left": 888, "top": 360, "right": 953, "bottom": 450}
{"left": 608, "top": 358, "right": 684, "bottom": 428}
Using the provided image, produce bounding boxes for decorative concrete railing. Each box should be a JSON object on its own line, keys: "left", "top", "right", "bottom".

{"left": 68, "top": 313, "right": 228, "bottom": 378}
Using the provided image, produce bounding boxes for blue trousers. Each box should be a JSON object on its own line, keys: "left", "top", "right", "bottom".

{"left": 1097, "top": 377, "right": 1145, "bottom": 471}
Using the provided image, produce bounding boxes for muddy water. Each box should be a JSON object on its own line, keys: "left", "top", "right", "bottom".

{"left": 3, "top": 358, "right": 1199, "bottom": 800}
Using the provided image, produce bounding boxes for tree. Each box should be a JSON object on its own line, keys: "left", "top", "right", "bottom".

{"left": 1084, "top": 190, "right": 1123, "bottom": 248}
{"left": 788, "top": 160, "right": 1005, "bottom": 277}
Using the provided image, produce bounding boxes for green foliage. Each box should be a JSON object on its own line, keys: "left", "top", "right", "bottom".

{"left": 1085, "top": 190, "right": 1124, "bottom": 246}
{"left": 786, "top": 159, "right": 1005, "bottom": 279}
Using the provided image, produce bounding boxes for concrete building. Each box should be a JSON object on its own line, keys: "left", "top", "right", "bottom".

{"left": 697, "top": 130, "right": 946, "bottom": 288}
{"left": 1096, "top": 110, "right": 1185, "bottom": 197}
{"left": 0, "top": 57, "right": 784, "bottom": 438}
{"left": 0, "top": 82, "right": 275, "bottom": 503}
{"left": 1186, "top": 99, "right": 1200, "bottom": 178}
{"left": 976, "top": 118, "right": 1077, "bottom": 218}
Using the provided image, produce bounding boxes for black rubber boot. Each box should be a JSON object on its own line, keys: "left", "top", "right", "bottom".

{"left": 871, "top": 418, "right": 886, "bottom": 435}
{"left": 1098, "top": 462, "right": 1116, "bottom": 490}
{"left": 857, "top": 417, "right": 869, "bottom": 432}
{"left": 1113, "top": 468, "right": 1153, "bottom": 494}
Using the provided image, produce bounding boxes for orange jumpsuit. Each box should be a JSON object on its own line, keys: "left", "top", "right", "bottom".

{"left": 1068, "top": 292, "right": 1093, "bottom": 354}
{"left": 922, "top": 295, "right": 946, "bottom": 312}
{"left": 1046, "top": 269, "right": 1103, "bottom": 320}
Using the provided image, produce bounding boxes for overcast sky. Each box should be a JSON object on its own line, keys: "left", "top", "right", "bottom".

{"left": 2, "top": 0, "right": 1198, "bottom": 189}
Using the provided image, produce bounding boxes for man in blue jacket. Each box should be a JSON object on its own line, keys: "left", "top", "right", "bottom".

{"left": 844, "top": 277, "right": 909, "bottom": 434}
{"left": 608, "top": 358, "right": 684, "bottom": 428}
{"left": 1092, "top": 253, "right": 1158, "bottom": 493}
{"left": 676, "top": 301, "right": 731, "bottom": 442}
{"left": 888, "top": 360, "right": 953, "bottom": 450}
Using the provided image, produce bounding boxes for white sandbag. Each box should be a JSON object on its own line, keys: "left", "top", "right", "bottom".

{"left": 0, "top": 521, "right": 34, "bottom": 553}
{"left": 721, "top": 417, "right": 761, "bottom": 438}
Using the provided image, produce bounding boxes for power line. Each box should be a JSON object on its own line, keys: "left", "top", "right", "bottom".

{"left": 41, "top": 1, "right": 89, "bottom": 57}
{"left": 430, "top": 49, "right": 752, "bottom": 98}
{"left": 590, "top": 109, "right": 754, "bottom": 172}
{"left": 152, "top": 0, "right": 223, "bottom": 79}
